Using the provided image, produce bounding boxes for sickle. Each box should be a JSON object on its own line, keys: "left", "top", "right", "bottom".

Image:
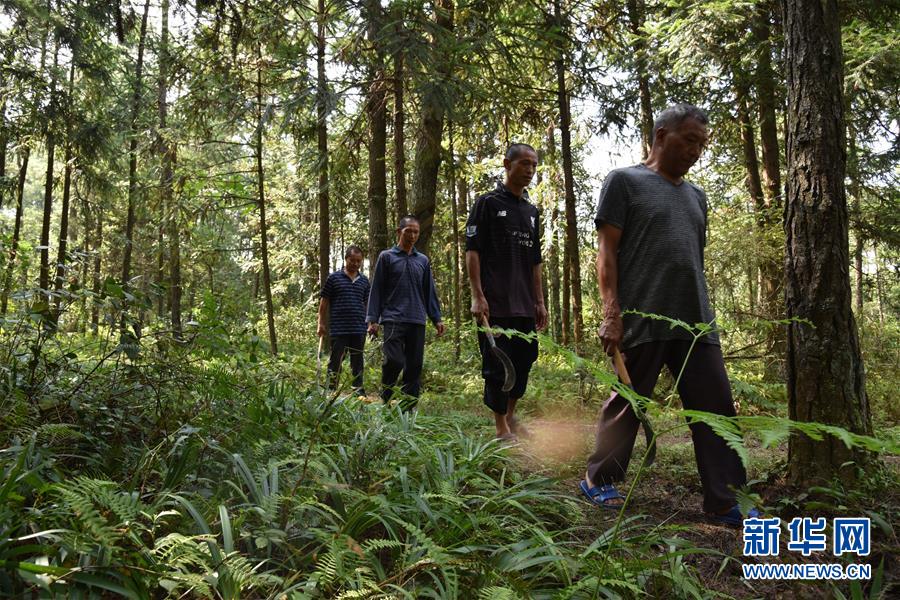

{"left": 482, "top": 316, "right": 516, "bottom": 393}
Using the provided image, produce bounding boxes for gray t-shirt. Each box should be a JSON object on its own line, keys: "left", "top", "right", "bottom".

{"left": 594, "top": 164, "right": 719, "bottom": 349}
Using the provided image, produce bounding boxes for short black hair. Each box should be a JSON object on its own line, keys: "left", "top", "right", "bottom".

{"left": 651, "top": 104, "right": 709, "bottom": 144}
{"left": 505, "top": 143, "right": 537, "bottom": 162}
{"left": 344, "top": 245, "right": 363, "bottom": 258}
{"left": 398, "top": 214, "right": 419, "bottom": 230}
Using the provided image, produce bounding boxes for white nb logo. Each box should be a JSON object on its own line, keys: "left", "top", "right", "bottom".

{"left": 497, "top": 210, "right": 507, "bottom": 217}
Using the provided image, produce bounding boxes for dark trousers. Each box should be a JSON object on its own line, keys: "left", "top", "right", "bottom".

{"left": 477, "top": 316, "right": 538, "bottom": 414}
{"left": 327, "top": 334, "right": 365, "bottom": 394}
{"left": 586, "top": 340, "right": 746, "bottom": 513}
{"left": 381, "top": 322, "right": 426, "bottom": 403}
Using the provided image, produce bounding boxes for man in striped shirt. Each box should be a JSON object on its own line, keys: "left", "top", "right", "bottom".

{"left": 367, "top": 216, "right": 446, "bottom": 406}
{"left": 318, "top": 245, "right": 370, "bottom": 396}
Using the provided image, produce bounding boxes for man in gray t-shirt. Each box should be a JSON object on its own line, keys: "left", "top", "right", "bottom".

{"left": 579, "top": 104, "right": 756, "bottom": 527}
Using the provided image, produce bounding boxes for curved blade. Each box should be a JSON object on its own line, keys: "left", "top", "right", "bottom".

{"left": 482, "top": 317, "right": 517, "bottom": 393}
{"left": 491, "top": 346, "right": 516, "bottom": 392}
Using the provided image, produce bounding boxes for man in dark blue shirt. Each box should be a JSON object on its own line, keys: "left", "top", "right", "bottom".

{"left": 466, "top": 143, "right": 548, "bottom": 440}
{"left": 367, "top": 216, "right": 445, "bottom": 406}
{"left": 318, "top": 245, "right": 370, "bottom": 396}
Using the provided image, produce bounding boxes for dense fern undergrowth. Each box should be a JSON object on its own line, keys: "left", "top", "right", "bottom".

{"left": 1, "top": 308, "right": 898, "bottom": 598}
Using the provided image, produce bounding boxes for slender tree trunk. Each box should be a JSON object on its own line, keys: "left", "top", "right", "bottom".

{"left": 1, "top": 148, "right": 30, "bottom": 315}
{"left": 53, "top": 59, "right": 76, "bottom": 320}
{"left": 121, "top": 0, "right": 151, "bottom": 298}
{"left": 549, "top": 208, "right": 562, "bottom": 341}
{"left": 753, "top": 3, "right": 782, "bottom": 208}
{"left": 256, "top": 56, "right": 277, "bottom": 355}
{"left": 366, "top": 0, "right": 388, "bottom": 267}
{"left": 90, "top": 200, "right": 102, "bottom": 334}
{"left": 847, "top": 127, "right": 864, "bottom": 321}
{"left": 409, "top": 0, "right": 453, "bottom": 256}
{"left": 783, "top": 0, "right": 871, "bottom": 485}
{"left": 735, "top": 81, "right": 764, "bottom": 320}
{"left": 157, "top": 0, "right": 180, "bottom": 338}
{"left": 39, "top": 41, "right": 61, "bottom": 294}
{"left": 316, "top": 0, "right": 330, "bottom": 290}
{"left": 0, "top": 99, "right": 6, "bottom": 210}
{"left": 393, "top": 11, "right": 407, "bottom": 222}
{"left": 449, "top": 123, "right": 461, "bottom": 359}
{"left": 554, "top": 0, "right": 583, "bottom": 352}
{"left": 626, "top": 0, "right": 653, "bottom": 158}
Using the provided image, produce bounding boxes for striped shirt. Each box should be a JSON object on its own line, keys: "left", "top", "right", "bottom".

{"left": 321, "top": 270, "right": 370, "bottom": 335}
{"left": 366, "top": 245, "right": 442, "bottom": 326}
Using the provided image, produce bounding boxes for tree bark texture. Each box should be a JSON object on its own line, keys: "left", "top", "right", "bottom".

{"left": 316, "top": 0, "right": 331, "bottom": 289}
{"left": 121, "top": 0, "right": 151, "bottom": 292}
{"left": 366, "top": 0, "right": 389, "bottom": 268}
{"left": 53, "top": 59, "right": 76, "bottom": 319}
{"left": 626, "top": 0, "right": 653, "bottom": 159}
{"left": 554, "top": 0, "right": 583, "bottom": 352}
{"left": 409, "top": 0, "right": 453, "bottom": 256}
{"left": 256, "top": 59, "right": 278, "bottom": 355}
{"left": 449, "top": 124, "right": 461, "bottom": 359}
{"left": 392, "top": 10, "right": 407, "bottom": 222}
{"left": 39, "top": 41, "right": 61, "bottom": 294}
{"left": 158, "top": 0, "right": 181, "bottom": 338}
{"left": 1, "top": 148, "right": 30, "bottom": 315}
{"left": 782, "top": 0, "right": 871, "bottom": 485}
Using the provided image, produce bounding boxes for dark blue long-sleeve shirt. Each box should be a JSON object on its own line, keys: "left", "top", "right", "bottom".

{"left": 366, "top": 245, "right": 442, "bottom": 326}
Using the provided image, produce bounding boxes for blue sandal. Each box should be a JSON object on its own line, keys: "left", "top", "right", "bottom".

{"left": 708, "top": 505, "right": 761, "bottom": 527}
{"left": 579, "top": 480, "right": 625, "bottom": 509}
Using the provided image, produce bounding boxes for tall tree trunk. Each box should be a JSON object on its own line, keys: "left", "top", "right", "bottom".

{"left": 753, "top": 2, "right": 782, "bottom": 208}
{"left": 449, "top": 123, "right": 461, "bottom": 359}
{"left": 90, "top": 200, "right": 102, "bottom": 334}
{"left": 0, "top": 99, "right": 6, "bottom": 210}
{"left": 783, "top": 0, "right": 871, "bottom": 485}
{"left": 752, "top": 2, "right": 785, "bottom": 377}
{"left": 847, "top": 126, "right": 864, "bottom": 322}
{"left": 626, "top": 0, "right": 653, "bottom": 158}
{"left": 158, "top": 0, "right": 180, "bottom": 338}
{"left": 316, "top": 0, "right": 330, "bottom": 289}
{"left": 53, "top": 59, "right": 76, "bottom": 320}
{"left": 1, "top": 148, "right": 30, "bottom": 315}
{"left": 549, "top": 208, "right": 562, "bottom": 342}
{"left": 735, "top": 80, "right": 764, "bottom": 320}
{"left": 366, "top": 0, "right": 388, "bottom": 267}
{"left": 121, "top": 0, "right": 151, "bottom": 296}
{"left": 409, "top": 0, "right": 453, "bottom": 256}
{"left": 256, "top": 56, "right": 277, "bottom": 355}
{"left": 554, "top": 0, "right": 583, "bottom": 352}
{"left": 39, "top": 41, "right": 61, "bottom": 294}
{"left": 392, "top": 11, "right": 407, "bottom": 222}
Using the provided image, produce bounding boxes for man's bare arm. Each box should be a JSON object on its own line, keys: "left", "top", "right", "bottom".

{"left": 597, "top": 224, "right": 623, "bottom": 355}
{"left": 317, "top": 297, "right": 329, "bottom": 337}
{"left": 532, "top": 264, "right": 548, "bottom": 331}
{"left": 466, "top": 250, "right": 489, "bottom": 322}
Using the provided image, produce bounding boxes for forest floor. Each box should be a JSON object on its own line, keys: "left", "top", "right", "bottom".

{"left": 412, "top": 388, "right": 900, "bottom": 599}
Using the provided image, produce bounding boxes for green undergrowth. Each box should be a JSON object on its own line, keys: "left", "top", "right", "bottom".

{"left": 2, "top": 309, "right": 898, "bottom": 598}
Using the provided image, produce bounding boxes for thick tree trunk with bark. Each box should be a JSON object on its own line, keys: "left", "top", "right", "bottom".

{"left": 449, "top": 124, "right": 461, "bottom": 358}
{"left": 409, "top": 0, "right": 453, "bottom": 256}
{"left": 626, "top": 0, "right": 653, "bottom": 159}
{"left": 1, "top": 148, "right": 30, "bottom": 315}
{"left": 554, "top": 0, "right": 583, "bottom": 352}
{"left": 316, "top": 0, "right": 330, "bottom": 289}
{"left": 157, "top": 0, "right": 180, "bottom": 338}
{"left": 53, "top": 59, "right": 76, "bottom": 320}
{"left": 40, "top": 42, "right": 61, "bottom": 294}
{"left": 256, "top": 59, "right": 277, "bottom": 355}
{"left": 366, "top": 0, "right": 388, "bottom": 267}
{"left": 121, "top": 0, "right": 151, "bottom": 295}
{"left": 392, "top": 10, "right": 407, "bottom": 222}
{"left": 782, "top": 0, "right": 872, "bottom": 485}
